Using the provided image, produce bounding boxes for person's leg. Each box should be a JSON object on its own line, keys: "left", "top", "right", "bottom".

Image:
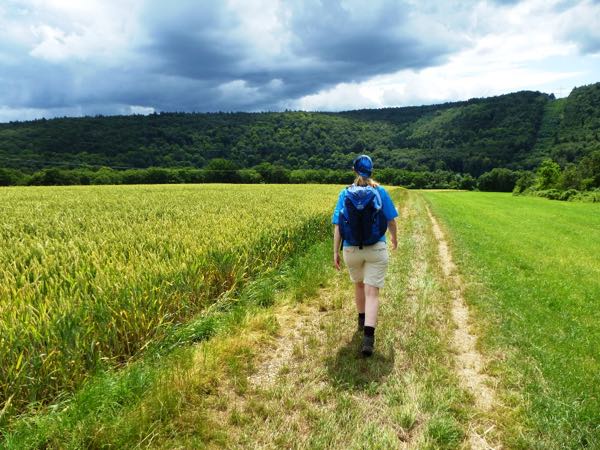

{"left": 343, "top": 247, "right": 366, "bottom": 330}
{"left": 355, "top": 281, "right": 366, "bottom": 331}
{"left": 362, "top": 283, "right": 379, "bottom": 356}
{"left": 364, "top": 284, "right": 379, "bottom": 327}
{"left": 355, "top": 281, "right": 365, "bottom": 313}
{"left": 361, "top": 242, "right": 388, "bottom": 356}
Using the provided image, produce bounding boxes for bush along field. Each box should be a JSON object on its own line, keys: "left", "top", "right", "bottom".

{"left": 473, "top": 151, "right": 600, "bottom": 200}
{"left": 423, "top": 191, "right": 600, "bottom": 448}
{"left": 0, "top": 184, "right": 340, "bottom": 424}
{"left": 511, "top": 152, "right": 600, "bottom": 202}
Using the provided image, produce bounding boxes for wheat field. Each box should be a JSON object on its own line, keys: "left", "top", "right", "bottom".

{"left": 0, "top": 184, "right": 340, "bottom": 416}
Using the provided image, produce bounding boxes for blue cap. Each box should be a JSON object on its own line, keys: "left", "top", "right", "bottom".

{"left": 353, "top": 154, "right": 373, "bottom": 177}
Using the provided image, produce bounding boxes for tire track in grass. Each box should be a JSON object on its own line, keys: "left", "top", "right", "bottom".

{"left": 426, "top": 205, "right": 499, "bottom": 449}
{"left": 390, "top": 199, "right": 429, "bottom": 447}
{"left": 248, "top": 303, "right": 325, "bottom": 390}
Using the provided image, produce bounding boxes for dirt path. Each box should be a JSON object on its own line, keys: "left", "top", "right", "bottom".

{"left": 426, "top": 205, "right": 499, "bottom": 449}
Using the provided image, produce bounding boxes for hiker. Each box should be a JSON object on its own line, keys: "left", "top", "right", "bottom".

{"left": 332, "top": 155, "right": 398, "bottom": 356}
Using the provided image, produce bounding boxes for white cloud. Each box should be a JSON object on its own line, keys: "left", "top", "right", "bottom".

{"left": 7, "top": 0, "right": 143, "bottom": 63}
{"left": 128, "top": 105, "right": 155, "bottom": 115}
{"left": 29, "top": 24, "right": 80, "bottom": 61}
{"left": 294, "top": 82, "right": 379, "bottom": 111}
{"left": 217, "top": 80, "right": 262, "bottom": 106}
{"left": 226, "top": 0, "right": 291, "bottom": 58}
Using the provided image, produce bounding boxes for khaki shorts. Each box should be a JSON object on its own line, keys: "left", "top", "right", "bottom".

{"left": 342, "top": 241, "right": 389, "bottom": 288}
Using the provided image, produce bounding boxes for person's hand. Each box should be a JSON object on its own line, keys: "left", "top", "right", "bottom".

{"left": 334, "top": 251, "right": 341, "bottom": 270}
{"left": 391, "top": 237, "right": 398, "bottom": 251}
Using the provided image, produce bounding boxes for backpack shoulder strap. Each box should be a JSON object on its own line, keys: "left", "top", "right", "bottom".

{"left": 371, "top": 186, "right": 383, "bottom": 210}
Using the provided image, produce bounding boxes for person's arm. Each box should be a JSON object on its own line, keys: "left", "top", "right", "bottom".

{"left": 333, "top": 224, "right": 342, "bottom": 270}
{"left": 388, "top": 219, "right": 398, "bottom": 250}
{"left": 378, "top": 187, "right": 398, "bottom": 250}
{"left": 332, "top": 189, "right": 345, "bottom": 270}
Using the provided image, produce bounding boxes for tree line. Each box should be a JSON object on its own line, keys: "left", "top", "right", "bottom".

{"left": 2, "top": 152, "right": 598, "bottom": 201}
{"left": 474, "top": 150, "right": 600, "bottom": 201}
{"left": 0, "top": 161, "right": 476, "bottom": 190}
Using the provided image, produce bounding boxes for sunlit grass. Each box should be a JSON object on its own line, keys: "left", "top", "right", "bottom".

{"left": 423, "top": 191, "right": 600, "bottom": 448}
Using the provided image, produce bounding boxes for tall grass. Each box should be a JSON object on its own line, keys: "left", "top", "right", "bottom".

{"left": 423, "top": 191, "right": 600, "bottom": 448}
{"left": 0, "top": 184, "right": 340, "bottom": 422}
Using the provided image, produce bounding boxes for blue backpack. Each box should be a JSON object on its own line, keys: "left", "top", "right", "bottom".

{"left": 339, "top": 185, "right": 388, "bottom": 249}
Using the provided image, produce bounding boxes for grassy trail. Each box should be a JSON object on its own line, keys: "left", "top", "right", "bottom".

{"left": 141, "top": 190, "right": 496, "bottom": 449}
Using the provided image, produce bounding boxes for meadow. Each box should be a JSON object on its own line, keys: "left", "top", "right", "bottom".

{"left": 3, "top": 186, "right": 600, "bottom": 449}
{"left": 0, "top": 184, "right": 340, "bottom": 422}
{"left": 424, "top": 191, "right": 600, "bottom": 448}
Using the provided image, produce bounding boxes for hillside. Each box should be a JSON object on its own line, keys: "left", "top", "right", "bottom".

{"left": 1, "top": 83, "right": 599, "bottom": 176}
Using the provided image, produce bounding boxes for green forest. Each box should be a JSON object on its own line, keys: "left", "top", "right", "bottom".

{"left": 1, "top": 82, "right": 599, "bottom": 194}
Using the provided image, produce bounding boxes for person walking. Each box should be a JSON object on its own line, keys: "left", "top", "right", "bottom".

{"left": 332, "top": 155, "right": 398, "bottom": 356}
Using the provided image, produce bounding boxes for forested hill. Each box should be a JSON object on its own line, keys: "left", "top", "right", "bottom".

{"left": 1, "top": 83, "right": 599, "bottom": 176}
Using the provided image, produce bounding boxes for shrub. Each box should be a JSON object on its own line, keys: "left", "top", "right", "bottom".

{"left": 559, "top": 164, "right": 581, "bottom": 190}
{"left": 458, "top": 174, "right": 477, "bottom": 190}
{"left": 478, "top": 168, "right": 519, "bottom": 192}
{"left": 536, "top": 159, "right": 561, "bottom": 190}
{"left": 0, "top": 168, "right": 26, "bottom": 186}
{"left": 573, "top": 189, "right": 600, "bottom": 203}
{"left": 91, "top": 167, "right": 123, "bottom": 185}
{"left": 513, "top": 171, "right": 537, "bottom": 194}
{"left": 559, "top": 189, "right": 580, "bottom": 201}
{"left": 535, "top": 189, "right": 562, "bottom": 200}
{"left": 238, "top": 169, "right": 263, "bottom": 184}
{"left": 28, "top": 168, "right": 81, "bottom": 186}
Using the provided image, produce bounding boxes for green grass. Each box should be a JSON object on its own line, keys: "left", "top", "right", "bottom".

{"left": 423, "top": 191, "right": 600, "bottom": 448}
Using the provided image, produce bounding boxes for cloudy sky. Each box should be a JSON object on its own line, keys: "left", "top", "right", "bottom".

{"left": 1, "top": 0, "right": 599, "bottom": 122}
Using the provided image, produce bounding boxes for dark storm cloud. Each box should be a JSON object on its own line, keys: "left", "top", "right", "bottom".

{"left": 103, "top": 2, "right": 455, "bottom": 111}
{"left": 0, "top": 0, "right": 465, "bottom": 120}
{"left": 111, "top": 0, "right": 459, "bottom": 112}
{"left": 290, "top": 1, "right": 449, "bottom": 71}
{"left": 0, "top": 60, "right": 76, "bottom": 108}
{"left": 141, "top": 1, "right": 246, "bottom": 81}
{"left": 277, "top": 0, "right": 454, "bottom": 96}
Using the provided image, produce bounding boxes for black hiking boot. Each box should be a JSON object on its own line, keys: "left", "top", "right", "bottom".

{"left": 361, "top": 335, "right": 374, "bottom": 357}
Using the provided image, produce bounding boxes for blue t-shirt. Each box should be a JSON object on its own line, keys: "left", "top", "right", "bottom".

{"left": 331, "top": 185, "right": 398, "bottom": 247}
